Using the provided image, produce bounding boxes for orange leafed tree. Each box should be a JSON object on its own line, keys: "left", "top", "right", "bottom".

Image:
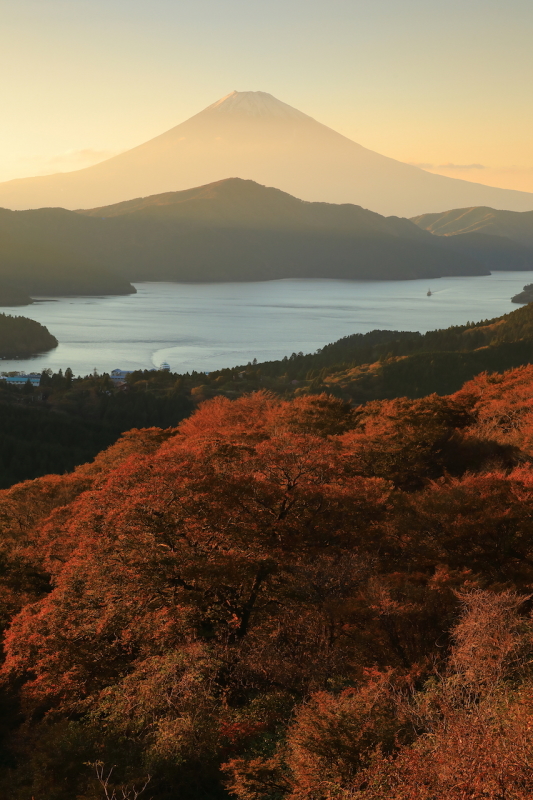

{"left": 1, "top": 371, "right": 533, "bottom": 798}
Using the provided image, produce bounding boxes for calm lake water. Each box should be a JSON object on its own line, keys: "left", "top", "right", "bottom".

{"left": 1, "top": 273, "right": 532, "bottom": 376}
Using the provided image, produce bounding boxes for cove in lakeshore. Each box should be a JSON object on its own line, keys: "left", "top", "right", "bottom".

{"left": 1, "top": 272, "right": 532, "bottom": 376}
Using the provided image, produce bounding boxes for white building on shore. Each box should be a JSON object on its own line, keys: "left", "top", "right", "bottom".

{"left": 110, "top": 368, "right": 134, "bottom": 385}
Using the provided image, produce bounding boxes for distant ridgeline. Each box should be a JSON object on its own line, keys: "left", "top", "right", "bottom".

{"left": 6, "top": 301, "right": 533, "bottom": 487}
{"left": 0, "top": 208, "right": 135, "bottom": 305}
{"left": 4, "top": 181, "right": 533, "bottom": 304}
{"left": 0, "top": 313, "right": 57, "bottom": 358}
{"left": 413, "top": 206, "right": 533, "bottom": 277}
{"left": 412, "top": 206, "right": 533, "bottom": 247}
{"left": 0, "top": 282, "right": 33, "bottom": 306}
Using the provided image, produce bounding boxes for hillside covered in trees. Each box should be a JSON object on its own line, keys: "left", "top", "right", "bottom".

{"left": 0, "top": 209, "right": 135, "bottom": 302}
{"left": 116, "top": 298, "right": 533, "bottom": 406}
{"left": 0, "top": 312, "right": 57, "bottom": 358}
{"left": 4, "top": 180, "right": 533, "bottom": 290}
{"left": 2, "top": 369, "right": 533, "bottom": 797}
{"left": 0, "top": 368, "right": 192, "bottom": 488}
{"left": 413, "top": 204, "right": 533, "bottom": 248}
{"left": 7, "top": 301, "right": 533, "bottom": 487}
{"left": 512, "top": 282, "right": 533, "bottom": 304}
{"left": 0, "top": 282, "right": 32, "bottom": 306}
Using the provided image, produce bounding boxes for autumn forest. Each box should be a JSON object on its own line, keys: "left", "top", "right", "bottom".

{"left": 5, "top": 1, "right": 533, "bottom": 796}
{"left": 2, "top": 362, "right": 533, "bottom": 798}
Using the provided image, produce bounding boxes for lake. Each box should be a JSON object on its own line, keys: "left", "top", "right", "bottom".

{"left": 1, "top": 272, "right": 532, "bottom": 376}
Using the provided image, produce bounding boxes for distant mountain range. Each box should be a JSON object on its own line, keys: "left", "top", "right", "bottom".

{"left": 79, "top": 178, "right": 491, "bottom": 282}
{"left": 413, "top": 207, "right": 533, "bottom": 249}
{"left": 1, "top": 91, "right": 533, "bottom": 217}
{"left": 3, "top": 179, "right": 533, "bottom": 305}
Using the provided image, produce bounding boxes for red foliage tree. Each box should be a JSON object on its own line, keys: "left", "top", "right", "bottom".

{"left": 2, "top": 372, "right": 533, "bottom": 798}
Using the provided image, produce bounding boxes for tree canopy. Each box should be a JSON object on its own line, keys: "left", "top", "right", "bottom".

{"left": 1, "top": 372, "right": 533, "bottom": 797}
{"left": 0, "top": 312, "right": 57, "bottom": 357}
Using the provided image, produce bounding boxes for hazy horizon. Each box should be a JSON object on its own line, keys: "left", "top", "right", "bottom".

{"left": 2, "top": 89, "right": 533, "bottom": 217}
{"left": 2, "top": 0, "right": 533, "bottom": 194}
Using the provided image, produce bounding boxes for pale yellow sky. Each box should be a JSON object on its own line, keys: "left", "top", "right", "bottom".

{"left": 1, "top": 0, "right": 532, "bottom": 192}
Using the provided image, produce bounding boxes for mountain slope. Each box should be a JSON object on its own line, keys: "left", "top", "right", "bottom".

{"left": 412, "top": 206, "right": 533, "bottom": 248}
{"left": 428, "top": 231, "right": 533, "bottom": 270}
{"left": 0, "top": 208, "right": 136, "bottom": 300}
{"left": 217, "top": 301, "right": 533, "bottom": 404}
{"left": 0, "top": 282, "right": 32, "bottom": 306}
{"left": 81, "top": 176, "right": 427, "bottom": 235}
{"left": 1, "top": 91, "right": 533, "bottom": 216}
{"left": 6, "top": 301, "right": 533, "bottom": 489}
{"left": 81, "top": 179, "right": 533, "bottom": 276}
{"left": 0, "top": 179, "right": 494, "bottom": 283}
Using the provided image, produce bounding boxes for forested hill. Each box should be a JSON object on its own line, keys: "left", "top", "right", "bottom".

{"left": 84, "top": 179, "right": 533, "bottom": 273}
{"left": 4, "top": 179, "right": 533, "bottom": 286}
{"left": 3, "top": 371, "right": 533, "bottom": 796}
{"left": 0, "top": 313, "right": 57, "bottom": 358}
{"left": 75, "top": 179, "right": 533, "bottom": 279}
{"left": 0, "top": 208, "right": 135, "bottom": 303}
{"left": 412, "top": 205, "right": 533, "bottom": 248}
{"left": 5, "top": 301, "right": 533, "bottom": 488}
{"left": 206, "top": 299, "right": 533, "bottom": 403}
{"left": 0, "top": 283, "right": 32, "bottom": 306}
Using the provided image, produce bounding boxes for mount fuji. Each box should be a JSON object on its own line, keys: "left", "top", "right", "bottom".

{"left": 2, "top": 90, "right": 533, "bottom": 217}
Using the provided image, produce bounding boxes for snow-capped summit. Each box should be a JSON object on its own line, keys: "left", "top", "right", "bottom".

{"left": 206, "top": 90, "right": 311, "bottom": 120}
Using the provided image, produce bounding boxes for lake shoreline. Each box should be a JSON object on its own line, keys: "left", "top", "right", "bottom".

{"left": 1, "top": 272, "right": 532, "bottom": 377}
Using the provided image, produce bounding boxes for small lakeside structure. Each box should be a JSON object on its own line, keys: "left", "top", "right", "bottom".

{"left": 1, "top": 373, "right": 41, "bottom": 387}
{"left": 111, "top": 365, "right": 170, "bottom": 385}
{"left": 110, "top": 368, "right": 134, "bottom": 385}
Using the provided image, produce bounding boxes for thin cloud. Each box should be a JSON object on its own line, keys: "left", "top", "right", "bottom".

{"left": 438, "top": 162, "right": 485, "bottom": 170}
{"left": 15, "top": 148, "right": 120, "bottom": 176}
{"left": 46, "top": 148, "right": 117, "bottom": 166}
{"left": 409, "top": 162, "right": 486, "bottom": 171}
